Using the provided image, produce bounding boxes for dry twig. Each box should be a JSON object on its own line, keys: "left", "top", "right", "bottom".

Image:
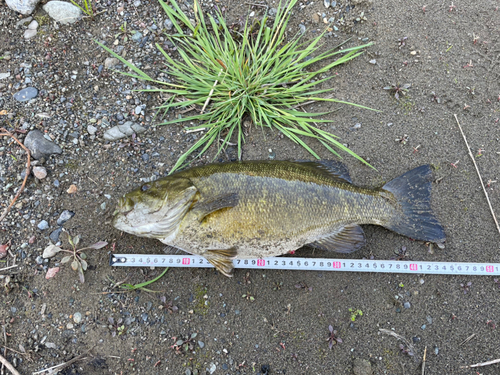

{"left": 0, "top": 352, "right": 21, "bottom": 375}
{"left": 454, "top": 114, "right": 500, "bottom": 236}
{"left": 0, "top": 128, "right": 31, "bottom": 224}
{"left": 461, "top": 358, "right": 500, "bottom": 369}
{"left": 421, "top": 346, "right": 427, "bottom": 375}
{"left": 379, "top": 329, "right": 415, "bottom": 354}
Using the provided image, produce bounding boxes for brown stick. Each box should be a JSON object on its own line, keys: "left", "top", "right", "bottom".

{"left": 453, "top": 115, "right": 500, "bottom": 236}
{"left": 0, "top": 353, "right": 21, "bottom": 375}
{"left": 461, "top": 358, "right": 500, "bottom": 368}
{"left": 421, "top": 346, "right": 427, "bottom": 375}
{"left": 0, "top": 128, "right": 31, "bottom": 224}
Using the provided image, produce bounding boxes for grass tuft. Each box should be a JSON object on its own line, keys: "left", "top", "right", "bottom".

{"left": 97, "top": 0, "right": 375, "bottom": 173}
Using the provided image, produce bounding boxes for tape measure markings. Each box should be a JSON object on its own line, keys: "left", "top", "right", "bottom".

{"left": 110, "top": 254, "right": 500, "bottom": 276}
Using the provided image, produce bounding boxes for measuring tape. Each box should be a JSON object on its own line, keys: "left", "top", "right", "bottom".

{"left": 110, "top": 254, "right": 500, "bottom": 276}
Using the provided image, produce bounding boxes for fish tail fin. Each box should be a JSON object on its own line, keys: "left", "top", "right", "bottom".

{"left": 382, "top": 165, "right": 445, "bottom": 243}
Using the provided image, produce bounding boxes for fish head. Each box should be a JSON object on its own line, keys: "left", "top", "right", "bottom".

{"left": 113, "top": 177, "right": 197, "bottom": 239}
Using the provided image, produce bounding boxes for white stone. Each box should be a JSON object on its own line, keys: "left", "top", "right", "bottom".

{"left": 5, "top": 0, "right": 40, "bottom": 15}
{"left": 43, "top": 1, "right": 82, "bottom": 24}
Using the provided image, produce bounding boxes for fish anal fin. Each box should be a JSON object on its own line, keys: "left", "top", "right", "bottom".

{"left": 295, "top": 160, "right": 352, "bottom": 184}
{"left": 309, "top": 224, "right": 366, "bottom": 254}
{"left": 192, "top": 193, "right": 239, "bottom": 221}
{"left": 205, "top": 247, "right": 237, "bottom": 277}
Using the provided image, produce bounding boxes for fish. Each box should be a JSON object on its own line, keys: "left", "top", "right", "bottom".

{"left": 113, "top": 160, "right": 445, "bottom": 277}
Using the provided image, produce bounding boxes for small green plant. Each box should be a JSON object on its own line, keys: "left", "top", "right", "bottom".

{"left": 70, "top": 0, "right": 94, "bottom": 17}
{"left": 171, "top": 333, "right": 198, "bottom": 354}
{"left": 108, "top": 316, "right": 127, "bottom": 337}
{"left": 383, "top": 83, "right": 411, "bottom": 100}
{"left": 97, "top": 0, "right": 374, "bottom": 173}
{"left": 118, "top": 267, "right": 170, "bottom": 292}
{"left": 349, "top": 308, "right": 363, "bottom": 322}
{"left": 42, "top": 230, "right": 108, "bottom": 283}
{"left": 242, "top": 292, "right": 255, "bottom": 302}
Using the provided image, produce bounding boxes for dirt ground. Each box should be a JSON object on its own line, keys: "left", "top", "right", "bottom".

{"left": 1, "top": 0, "right": 500, "bottom": 373}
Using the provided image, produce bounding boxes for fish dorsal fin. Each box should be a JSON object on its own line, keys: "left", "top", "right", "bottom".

{"left": 294, "top": 160, "right": 352, "bottom": 184}
{"left": 309, "top": 224, "right": 365, "bottom": 253}
{"left": 204, "top": 248, "right": 237, "bottom": 277}
{"left": 191, "top": 193, "right": 239, "bottom": 221}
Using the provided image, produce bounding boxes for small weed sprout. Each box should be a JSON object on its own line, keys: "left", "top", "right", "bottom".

{"left": 349, "top": 308, "right": 363, "bottom": 322}
{"left": 171, "top": 333, "right": 198, "bottom": 354}
{"left": 159, "top": 295, "right": 179, "bottom": 313}
{"left": 384, "top": 83, "right": 411, "bottom": 100}
{"left": 70, "top": 0, "right": 94, "bottom": 17}
{"left": 242, "top": 292, "right": 255, "bottom": 302}
{"left": 327, "top": 325, "right": 342, "bottom": 349}
{"left": 97, "top": 0, "right": 375, "bottom": 173}
{"left": 108, "top": 316, "right": 127, "bottom": 337}
{"left": 460, "top": 281, "right": 472, "bottom": 294}
{"left": 42, "top": 230, "right": 108, "bottom": 283}
{"left": 399, "top": 343, "right": 414, "bottom": 356}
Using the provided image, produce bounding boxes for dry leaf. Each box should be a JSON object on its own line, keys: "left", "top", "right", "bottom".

{"left": 45, "top": 267, "right": 60, "bottom": 279}
{"left": 42, "top": 244, "right": 62, "bottom": 258}
{"left": 67, "top": 184, "right": 78, "bottom": 194}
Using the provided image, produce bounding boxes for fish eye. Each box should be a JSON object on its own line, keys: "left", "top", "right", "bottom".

{"left": 141, "top": 184, "right": 151, "bottom": 191}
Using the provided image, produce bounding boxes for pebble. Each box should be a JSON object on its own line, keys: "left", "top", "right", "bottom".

{"left": 73, "top": 312, "right": 82, "bottom": 323}
{"left": 104, "top": 57, "right": 119, "bottom": 69}
{"left": 426, "top": 316, "right": 433, "bottom": 324}
{"left": 24, "top": 20, "right": 38, "bottom": 39}
{"left": 353, "top": 358, "right": 372, "bottom": 375}
{"left": 67, "top": 323, "right": 74, "bottom": 329}
{"left": 49, "top": 227, "right": 63, "bottom": 242}
{"left": 103, "top": 121, "right": 146, "bottom": 141}
{"left": 299, "top": 24, "right": 306, "bottom": 34}
{"left": 434, "top": 346, "right": 439, "bottom": 355}
{"left": 5, "top": 0, "right": 40, "bottom": 14}
{"left": 57, "top": 210, "right": 75, "bottom": 226}
{"left": 208, "top": 363, "right": 216, "bottom": 374}
{"left": 43, "top": 1, "right": 82, "bottom": 24}
{"left": 13, "top": 87, "right": 38, "bottom": 102}
{"left": 268, "top": 8, "right": 277, "bottom": 16}
{"left": 421, "top": 324, "right": 426, "bottom": 330}
{"left": 87, "top": 125, "right": 98, "bottom": 135}
{"left": 45, "top": 342, "right": 57, "bottom": 349}
{"left": 135, "top": 105, "right": 142, "bottom": 114}
{"left": 16, "top": 16, "right": 32, "bottom": 27}
{"left": 312, "top": 13, "right": 320, "bottom": 23}
{"left": 0, "top": 73, "right": 11, "bottom": 80}
{"left": 198, "top": 341, "right": 205, "bottom": 348}
{"left": 37, "top": 220, "right": 49, "bottom": 230}
{"left": 53, "top": 179, "right": 60, "bottom": 187}
{"left": 185, "top": 370, "right": 191, "bottom": 375}
{"left": 133, "top": 0, "right": 140, "bottom": 6}
{"left": 131, "top": 32, "right": 143, "bottom": 42}
{"left": 324, "top": 0, "right": 331, "bottom": 7}
{"left": 369, "top": 59, "right": 377, "bottom": 64}
{"left": 24, "top": 130, "right": 62, "bottom": 160}
{"left": 164, "top": 19, "right": 173, "bottom": 30}
{"left": 32, "top": 166, "right": 47, "bottom": 179}
{"left": 404, "top": 302, "right": 411, "bottom": 309}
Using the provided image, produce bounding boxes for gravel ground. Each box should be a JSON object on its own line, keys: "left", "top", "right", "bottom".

{"left": 1, "top": 0, "right": 500, "bottom": 374}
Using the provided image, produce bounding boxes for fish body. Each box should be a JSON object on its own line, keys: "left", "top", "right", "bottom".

{"left": 113, "top": 160, "right": 445, "bottom": 276}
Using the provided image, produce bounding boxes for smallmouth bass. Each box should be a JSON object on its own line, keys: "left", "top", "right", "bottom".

{"left": 113, "top": 160, "right": 445, "bottom": 277}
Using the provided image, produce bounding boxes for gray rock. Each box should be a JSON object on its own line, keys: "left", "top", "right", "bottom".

{"left": 24, "top": 130, "right": 63, "bottom": 160}
{"left": 299, "top": 24, "right": 306, "bottom": 34}
{"left": 198, "top": 341, "right": 205, "bottom": 348}
{"left": 87, "top": 125, "right": 97, "bottom": 135}
{"left": 6, "top": 0, "right": 40, "bottom": 15}
{"left": 369, "top": 59, "right": 377, "bottom": 64}
{"left": 73, "top": 312, "right": 82, "bottom": 324}
{"left": 104, "top": 57, "right": 119, "bottom": 69}
{"left": 13, "top": 87, "right": 38, "bottom": 102}
{"left": 164, "top": 19, "right": 173, "bottom": 30}
{"left": 353, "top": 358, "right": 372, "bottom": 375}
{"left": 57, "top": 210, "right": 74, "bottom": 226}
{"left": 131, "top": 31, "right": 143, "bottom": 42}
{"left": 103, "top": 121, "right": 146, "bottom": 141}
{"left": 43, "top": 1, "right": 82, "bottom": 24}
{"left": 45, "top": 342, "right": 57, "bottom": 349}
{"left": 49, "top": 227, "right": 63, "bottom": 242}
{"left": 28, "top": 19, "right": 38, "bottom": 29}
{"left": 37, "top": 220, "right": 49, "bottom": 230}
{"left": 0, "top": 73, "right": 11, "bottom": 80}
{"left": 16, "top": 16, "right": 32, "bottom": 27}
{"left": 135, "top": 105, "right": 142, "bottom": 114}
{"left": 32, "top": 166, "right": 47, "bottom": 179}
{"left": 268, "top": 7, "right": 277, "bottom": 16}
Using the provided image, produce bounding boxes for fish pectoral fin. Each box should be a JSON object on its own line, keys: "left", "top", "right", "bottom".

{"left": 192, "top": 193, "right": 239, "bottom": 222}
{"left": 309, "top": 224, "right": 366, "bottom": 254}
{"left": 205, "top": 248, "right": 237, "bottom": 277}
